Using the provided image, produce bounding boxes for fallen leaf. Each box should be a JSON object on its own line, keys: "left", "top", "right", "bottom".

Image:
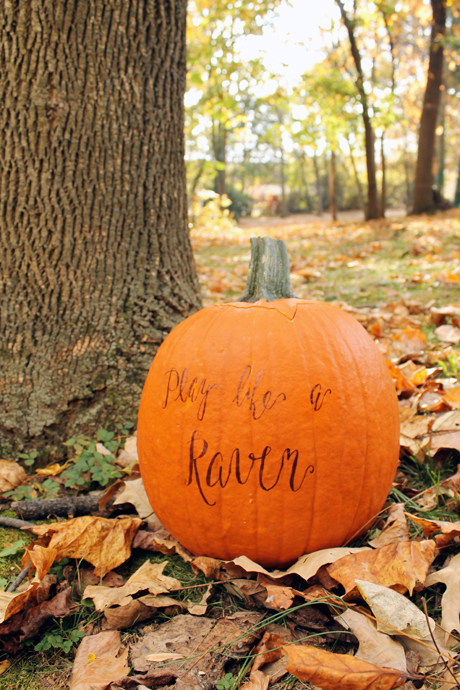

{"left": 406, "top": 513, "right": 460, "bottom": 546}
{"left": 69, "top": 630, "right": 129, "bottom": 690}
{"left": 429, "top": 430, "right": 460, "bottom": 454}
{"left": 425, "top": 552, "right": 460, "bottom": 639}
{"left": 116, "top": 435, "right": 139, "bottom": 468}
{"left": 0, "top": 544, "right": 57, "bottom": 624}
{"left": 400, "top": 415, "right": 435, "bottom": 439}
{"left": 130, "top": 612, "right": 264, "bottom": 689}
{"left": 355, "top": 580, "right": 434, "bottom": 638}
{"left": 328, "top": 540, "right": 435, "bottom": 595}
{"left": 282, "top": 643, "right": 406, "bottom": 689}
{"left": 133, "top": 527, "right": 194, "bottom": 563}
{"left": 102, "top": 594, "right": 183, "bottom": 631}
{"left": 26, "top": 516, "right": 141, "bottom": 577}
{"left": 145, "top": 652, "right": 185, "bottom": 662}
{"left": 36, "top": 462, "right": 68, "bottom": 476}
{"left": 444, "top": 387, "right": 460, "bottom": 409}
{"left": 0, "top": 459, "right": 27, "bottom": 493}
{"left": 335, "top": 608, "right": 407, "bottom": 672}
{"left": 396, "top": 623, "right": 453, "bottom": 671}
{"left": 83, "top": 560, "right": 181, "bottom": 611}
{"left": 0, "top": 659, "right": 11, "bottom": 674}
{"left": 415, "top": 464, "right": 460, "bottom": 510}
{"left": 435, "top": 325, "right": 460, "bottom": 343}
{"left": 258, "top": 574, "right": 296, "bottom": 610}
{"left": 431, "top": 410, "right": 460, "bottom": 432}
{"left": 386, "top": 361, "right": 414, "bottom": 392}
{"left": 112, "top": 478, "right": 153, "bottom": 518}
{"left": 0, "top": 587, "right": 73, "bottom": 652}
{"left": 187, "top": 583, "right": 213, "bottom": 615}
{"left": 368, "top": 504, "right": 409, "bottom": 548}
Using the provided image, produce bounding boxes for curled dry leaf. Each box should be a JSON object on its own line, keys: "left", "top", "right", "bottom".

{"left": 282, "top": 643, "right": 406, "bottom": 690}
{"left": 406, "top": 513, "right": 460, "bottom": 547}
{"left": 328, "top": 540, "right": 435, "bottom": 595}
{"left": 0, "top": 587, "right": 73, "bottom": 653}
{"left": 257, "top": 574, "right": 296, "bottom": 610}
{"left": 83, "top": 560, "right": 181, "bottom": 611}
{"left": 355, "top": 580, "right": 434, "bottom": 638}
{"left": 425, "top": 552, "right": 460, "bottom": 640}
{"left": 187, "top": 583, "right": 213, "bottom": 615}
{"left": 133, "top": 527, "right": 194, "bottom": 563}
{"left": 102, "top": 594, "right": 183, "bottom": 631}
{"left": 0, "top": 659, "right": 11, "bottom": 675}
{"left": 0, "top": 459, "right": 27, "bottom": 493}
{"left": 35, "top": 462, "right": 68, "bottom": 476}
{"left": 0, "top": 544, "right": 57, "bottom": 624}
{"left": 69, "top": 630, "right": 129, "bottom": 690}
{"left": 26, "top": 515, "right": 141, "bottom": 577}
{"left": 112, "top": 478, "right": 153, "bottom": 518}
{"left": 239, "top": 669, "right": 270, "bottom": 690}
{"left": 335, "top": 608, "right": 407, "bottom": 672}
{"left": 368, "top": 504, "right": 409, "bottom": 548}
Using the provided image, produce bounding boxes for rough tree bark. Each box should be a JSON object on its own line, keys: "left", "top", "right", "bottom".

{"left": 412, "top": 0, "right": 447, "bottom": 214}
{"left": 336, "top": 0, "right": 379, "bottom": 220}
{"left": 313, "top": 150, "right": 323, "bottom": 216}
{"left": 0, "top": 0, "right": 202, "bottom": 458}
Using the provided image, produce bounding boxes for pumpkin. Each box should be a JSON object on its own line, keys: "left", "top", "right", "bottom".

{"left": 138, "top": 237, "right": 399, "bottom": 568}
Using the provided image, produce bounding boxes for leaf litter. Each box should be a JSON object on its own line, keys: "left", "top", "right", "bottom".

{"left": 3, "top": 212, "right": 460, "bottom": 688}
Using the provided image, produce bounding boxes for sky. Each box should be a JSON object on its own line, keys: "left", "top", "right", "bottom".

{"left": 235, "top": 0, "right": 340, "bottom": 86}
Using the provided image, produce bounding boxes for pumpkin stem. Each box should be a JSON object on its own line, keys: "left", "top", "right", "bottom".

{"left": 237, "top": 237, "right": 297, "bottom": 303}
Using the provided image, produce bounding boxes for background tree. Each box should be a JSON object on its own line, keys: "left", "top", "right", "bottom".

{"left": 412, "top": 0, "right": 447, "bottom": 214}
{"left": 0, "top": 0, "right": 201, "bottom": 457}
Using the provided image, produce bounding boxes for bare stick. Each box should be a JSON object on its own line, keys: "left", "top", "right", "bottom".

{"left": 0, "top": 516, "right": 34, "bottom": 529}
{"left": 6, "top": 563, "right": 31, "bottom": 592}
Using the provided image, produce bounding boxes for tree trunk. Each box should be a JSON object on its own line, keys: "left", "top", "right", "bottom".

{"left": 313, "top": 150, "right": 323, "bottom": 216}
{"left": 380, "top": 132, "right": 386, "bottom": 218}
{"left": 329, "top": 150, "right": 338, "bottom": 222}
{"left": 0, "top": 0, "right": 202, "bottom": 459}
{"left": 335, "top": 0, "right": 379, "bottom": 220}
{"left": 280, "top": 143, "right": 288, "bottom": 217}
{"left": 436, "top": 85, "right": 446, "bottom": 193}
{"left": 412, "top": 0, "right": 447, "bottom": 214}
{"left": 347, "top": 136, "right": 365, "bottom": 214}
{"left": 454, "top": 154, "right": 460, "bottom": 208}
{"left": 212, "top": 121, "right": 227, "bottom": 197}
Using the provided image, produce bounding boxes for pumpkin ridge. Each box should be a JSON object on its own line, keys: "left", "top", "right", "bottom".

{"left": 292, "top": 310, "right": 317, "bottom": 555}
{"left": 324, "top": 307, "right": 363, "bottom": 545}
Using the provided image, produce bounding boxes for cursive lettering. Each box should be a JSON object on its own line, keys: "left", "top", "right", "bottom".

{"left": 310, "top": 383, "right": 331, "bottom": 411}
{"left": 186, "top": 430, "right": 314, "bottom": 506}
{"left": 233, "top": 366, "right": 286, "bottom": 420}
{"left": 162, "top": 367, "right": 219, "bottom": 420}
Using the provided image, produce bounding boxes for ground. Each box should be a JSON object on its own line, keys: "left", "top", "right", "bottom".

{"left": 2, "top": 208, "right": 460, "bottom": 690}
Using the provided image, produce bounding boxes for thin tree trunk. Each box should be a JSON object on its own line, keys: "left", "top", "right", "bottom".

{"left": 280, "top": 143, "right": 288, "bottom": 217}
{"left": 313, "top": 150, "right": 323, "bottom": 216}
{"left": 436, "top": 85, "right": 446, "bottom": 193}
{"left": 412, "top": 0, "right": 447, "bottom": 214}
{"left": 347, "top": 136, "right": 365, "bottom": 214}
{"left": 329, "top": 150, "right": 338, "bottom": 222}
{"left": 380, "top": 133, "right": 386, "bottom": 218}
{"left": 0, "top": 0, "right": 202, "bottom": 458}
{"left": 454, "top": 154, "right": 460, "bottom": 208}
{"left": 335, "top": 0, "right": 379, "bottom": 220}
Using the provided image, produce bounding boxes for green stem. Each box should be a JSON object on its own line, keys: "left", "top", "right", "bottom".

{"left": 237, "top": 237, "right": 297, "bottom": 303}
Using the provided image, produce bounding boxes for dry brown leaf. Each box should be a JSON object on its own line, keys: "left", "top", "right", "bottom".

{"left": 335, "top": 609, "right": 406, "bottom": 672}
{"left": 400, "top": 415, "right": 435, "bottom": 439}
{"left": 425, "top": 553, "right": 460, "bottom": 639}
{"left": 130, "top": 612, "right": 264, "bottom": 690}
{"left": 435, "top": 325, "right": 460, "bottom": 343}
{"left": 327, "top": 541, "right": 435, "bottom": 595}
{"left": 112, "top": 478, "right": 153, "bottom": 518}
{"left": 102, "top": 595, "right": 183, "bottom": 631}
{"left": 0, "top": 544, "right": 57, "bottom": 624}
{"left": 396, "top": 623, "right": 453, "bottom": 671}
{"left": 248, "top": 631, "right": 289, "bottom": 686}
{"left": 187, "top": 583, "right": 213, "bottom": 616}
{"left": 415, "top": 464, "right": 460, "bottom": 510}
{"left": 116, "top": 435, "right": 138, "bottom": 467}
{"left": 444, "top": 387, "right": 460, "bottom": 409}
{"left": 406, "top": 513, "right": 460, "bottom": 546}
{"left": 283, "top": 643, "right": 406, "bottom": 690}
{"left": 0, "top": 459, "right": 27, "bottom": 493}
{"left": 83, "top": 560, "right": 181, "bottom": 611}
{"left": 431, "top": 410, "right": 460, "bottom": 432}
{"left": 145, "top": 652, "right": 185, "bottom": 662}
{"left": 26, "top": 516, "right": 141, "bottom": 577}
{"left": 430, "top": 430, "right": 460, "bottom": 454}
{"left": 133, "top": 527, "right": 194, "bottom": 563}
{"left": 239, "top": 669, "right": 270, "bottom": 690}
{"left": 69, "top": 630, "right": 129, "bottom": 690}
{"left": 257, "top": 574, "right": 296, "bottom": 610}
{"left": 368, "top": 504, "right": 409, "bottom": 548}
{"left": 0, "top": 587, "right": 73, "bottom": 653}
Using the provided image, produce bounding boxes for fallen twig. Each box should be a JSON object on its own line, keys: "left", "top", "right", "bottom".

{"left": 0, "top": 516, "right": 34, "bottom": 529}
{"left": 6, "top": 563, "right": 31, "bottom": 592}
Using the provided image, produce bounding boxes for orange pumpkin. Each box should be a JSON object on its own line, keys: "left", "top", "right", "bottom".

{"left": 138, "top": 237, "right": 399, "bottom": 568}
